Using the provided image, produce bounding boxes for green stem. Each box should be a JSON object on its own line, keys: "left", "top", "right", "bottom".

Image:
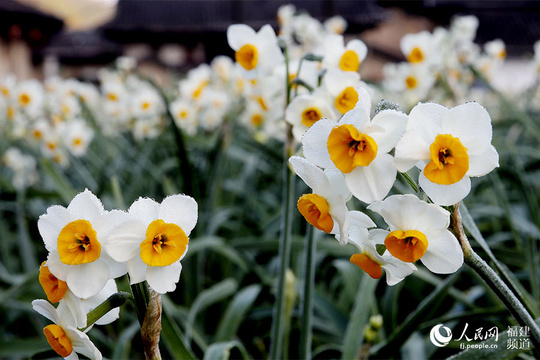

{"left": 300, "top": 226, "right": 315, "bottom": 360}
{"left": 131, "top": 282, "right": 151, "bottom": 326}
{"left": 269, "top": 40, "right": 296, "bottom": 360}
{"left": 79, "top": 292, "right": 132, "bottom": 332}
{"left": 269, "top": 159, "right": 295, "bottom": 360}
{"left": 451, "top": 206, "right": 540, "bottom": 357}
{"left": 398, "top": 172, "right": 419, "bottom": 193}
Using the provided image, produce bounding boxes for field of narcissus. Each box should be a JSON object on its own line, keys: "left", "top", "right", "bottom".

{"left": 1, "top": 5, "right": 540, "bottom": 360}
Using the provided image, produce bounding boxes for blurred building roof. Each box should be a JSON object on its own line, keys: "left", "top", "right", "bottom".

{"left": 0, "top": 0, "right": 63, "bottom": 45}
{"left": 102, "top": 0, "right": 387, "bottom": 44}
{"left": 36, "top": 30, "right": 122, "bottom": 65}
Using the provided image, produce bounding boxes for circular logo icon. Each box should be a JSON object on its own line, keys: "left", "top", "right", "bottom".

{"left": 430, "top": 324, "right": 453, "bottom": 347}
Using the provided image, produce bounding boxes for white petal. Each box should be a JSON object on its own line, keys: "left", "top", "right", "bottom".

{"left": 345, "top": 153, "right": 397, "bottom": 203}
{"left": 67, "top": 326, "right": 103, "bottom": 360}
{"left": 32, "top": 299, "right": 60, "bottom": 324}
{"left": 467, "top": 145, "right": 499, "bottom": 177}
{"left": 346, "top": 226, "right": 370, "bottom": 249}
{"left": 129, "top": 197, "right": 160, "bottom": 225}
{"left": 367, "top": 109, "right": 408, "bottom": 154}
{"left": 325, "top": 169, "right": 350, "bottom": 201}
{"left": 443, "top": 102, "right": 493, "bottom": 155}
{"left": 146, "top": 262, "right": 182, "bottom": 294}
{"left": 421, "top": 229, "right": 463, "bottom": 273}
{"left": 159, "top": 194, "right": 198, "bottom": 235}
{"left": 67, "top": 189, "right": 104, "bottom": 222}
{"left": 419, "top": 171, "right": 471, "bottom": 206}
{"left": 369, "top": 194, "right": 449, "bottom": 235}
{"left": 301, "top": 118, "right": 337, "bottom": 170}
{"left": 339, "top": 99, "right": 370, "bottom": 130}
{"left": 66, "top": 261, "right": 110, "bottom": 299}
{"left": 289, "top": 156, "right": 329, "bottom": 194}
{"left": 394, "top": 130, "right": 431, "bottom": 172}
{"left": 328, "top": 196, "right": 349, "bottom": 245}
{"left": 46, "top": 250, "right": 68, "bottom": 281}
{"left": 382, "top": 260, "right": 417, "bottom": 286}
{"left": 101, "top": 252, "right": 128, "bottom": 279}
{"left": 93, "top": 210, "right": 132, "bottom": 244}
{"left": 127, "top": 256, "right": 147, "bottom": 284}
{"left": 368, "top": 229, "right": 389, "bottom": 245}
{"left": 227, "top": 24, "right": 256, "bottom": 50}
{"left": 62, "top": 292, "right": 88, "bottom": 328}
{"left": 347, "top": 39, "right": 368, "bottom": 61}
{"left": 407, "top": 102, "right": 447, "bottom": 143}
{"left": 349, "top": 210, "right": 376, "bottom": 228}
{"left": 38, "top": 206, "right": 75, "bottom": 251}
{"left": 105, "top": 220, "right": 146, "bottom": 262}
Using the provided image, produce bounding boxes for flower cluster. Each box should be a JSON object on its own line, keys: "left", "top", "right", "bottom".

{"left": 33, "top": 189, "right": 197, "bottom": 359}
{"left": 96, "top": 58, "right": 167, "bottom": 140}
{"left": 381, "top": 15, "right": 508, "bottom": 110}
{"left": 225, "top": 8, "right": 500, "bottom": 285}
{"left": 291, "top": 93, "right": 499, "bottom": 284}
{"left": 0, "top": 76, "right": 98, "bottom": 170}
{"left": 226, "top": 4, "right": 369, "bottom": 144}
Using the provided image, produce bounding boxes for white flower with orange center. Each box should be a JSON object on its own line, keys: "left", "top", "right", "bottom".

{"left": 59, "top": 119, "right": 94, "bottom": 157}
{"left": 32, "top": 299, "right": 102, "bottom": 360}
{"left": 322, "top": 69, "right": 363, "bottom": 115}
{"left": 285, "top": 88, "right": 337, "bottom": 142}
{"left": 347, "top": 226, "right": 416, "bottom": 285}
{"left": 39, "top": 262, "right": 120, "bottom": 328}
{"left": 38, "top": 189, "right": 129, "bottom": 299}
{"left": 14, "top": 79, "right": 44, "bottom": 118}
{"left": 302, "top": 87, "right": 408, "bottom": 203}
{"left": 484, "top": 39, "right": 506, "bottom": 61}
{"left": 382, "top": 62, "right": 436, "bottom": 109}
{"left": 322, "top": 34, "right": 367, "bottom": 73}
{"left": 105, "top": 194, "right": 197, "bottom": 294}
{"left": 227, "top": 24, "right": 284, "bottom": 77}
{"left": 367, "top": 194, "right": 463, "bottom": 274}
{"left": 400, "top": 30, "right": 441, "bottom": 67}
{"left": 290, "top": 156, "right": 375, "bottom": 245}
{"left": 324, "top": 15, "right": 347, "bottom": 35}
{"left": 394, "top": 102, "right": 499, "bottom": 205}
{"left": 170, "top": 98, "right": 198, "bottom": 136}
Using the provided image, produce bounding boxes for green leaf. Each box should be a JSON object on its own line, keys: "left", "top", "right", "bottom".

{"left": 186, "top": 279, "right": 238, "bottom": 344}
{"left": 370, "top": 271, "right": 460, "bottom": 358}
{"left": 161, "top": 307, "right": 197, "bottom": 360}
{"left": 215, "top": 284, "right": 261, "bottom": 342}
{"left": 203, "top": 340, "right": 249, "bottom": 360}
{"left": 40, "top": 158, "right": 77, "bottom": 204}
{"left": 341, "top": 273, "right": 378, "bottom": 360}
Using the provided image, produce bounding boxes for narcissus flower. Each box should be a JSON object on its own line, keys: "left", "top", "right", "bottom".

{"left": 322, "top": 69, "right": 363, "bottom": 115}
{"left": 400, "top": 30, "right": 441, "bottom": 67}
{"left": 105, "top": 194, "right": 198, "bottom": 294}
{"left": 39, "top": 261, "right": 120, "bottom": 328}
{"left": 227, "top": 24, "right": 284, "bottom": 77}
{"left": 322, "top": 34, "right": 367, "bottom": 73}
{"left": 302, "top": 87, "right": 408, "bottom": 203}
{"left": 394, "top": 102, "right": 499, "bottom": 205}
{"left": 38, "top": 189, "right": 128, "bottom": 299}
{"left": 33, "top": 299, "right": 102, "bottom": 360}
{"left": 285, "top": 89, "right": 337, "bottom": 142}
{"left": 290, "top": 156, "right": 375, "bottom": 245}
{"left": 367, "top": 194, "right": 463, "bottom": 274}
{"left": 347, "top": 226, "right": 416, "bottom": 285}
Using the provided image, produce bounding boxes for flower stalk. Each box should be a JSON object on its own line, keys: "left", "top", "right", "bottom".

{"left": 299, "top": 226, "right": 315, "bottom": 360}
{"left": 450, "top": 205, "right": 540, "bottom": 357}
{"left": 269, "top": 41, "right": 296, "bottom": 360}
{"left": 79, "top": 292, "right": 132, "bottom": 332}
